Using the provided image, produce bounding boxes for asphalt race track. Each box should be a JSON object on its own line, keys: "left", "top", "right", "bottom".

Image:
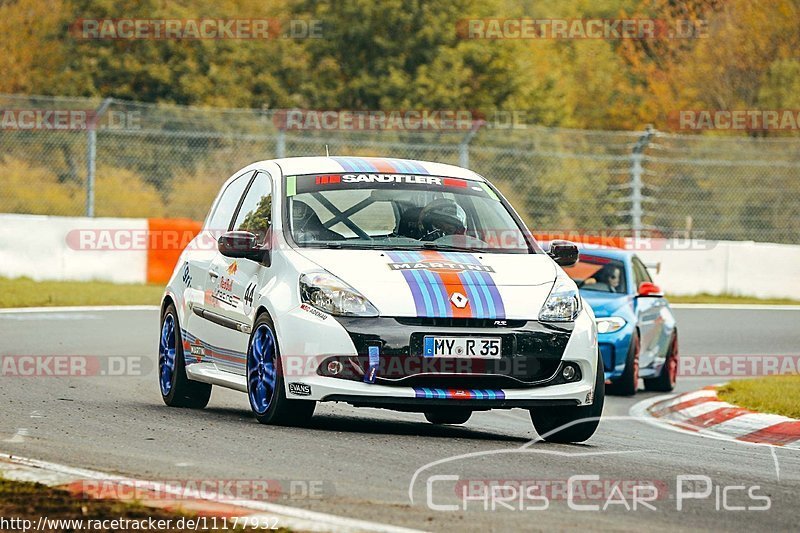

{"left": 1, "top": 307, "right": 799, "bottom": 532}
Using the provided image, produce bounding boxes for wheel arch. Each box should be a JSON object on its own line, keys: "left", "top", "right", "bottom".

{"left": 161, "top": 295, "right": 175, "bottom": 318}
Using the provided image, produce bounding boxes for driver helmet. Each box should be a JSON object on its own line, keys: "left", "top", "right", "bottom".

{"left": 418, "top": 198, "right": 467, "bottom": 240}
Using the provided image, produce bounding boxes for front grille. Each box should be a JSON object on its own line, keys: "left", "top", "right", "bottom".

{"left": 395, "top": 317, "right": 527, "bottom": 328}
{"left": 327, "top": 317, "right": 573, "bottom": 388}
{"left": 317, "top": 354, "right": 563, "bottom": 388}
{"left": 380, "top": 367, "right": 562, "bottom": 389}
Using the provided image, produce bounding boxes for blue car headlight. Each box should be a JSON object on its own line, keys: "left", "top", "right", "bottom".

{"left": 596, "top": 316, "right": 626, "bottom": 334}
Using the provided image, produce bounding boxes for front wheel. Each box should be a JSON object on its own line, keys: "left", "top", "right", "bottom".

{"left": 644, "top": 331, "right": 678, "bottom": 392}
{"left": 159, "top": 303, "right": 211, "bottom": 408}
{"left": 424, "top": 410, "right": 472, "bottom": 425}
{"left": 606, "top": 331, "right": 640, "bottom": 396}
{"left": 530, "top": 350, "right": 605, "bottom": 443}
{"left": 247, "top": 314, "right": 315, "bottom": 426}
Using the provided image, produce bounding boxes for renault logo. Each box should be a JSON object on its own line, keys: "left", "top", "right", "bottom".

{"left": 450, "top": 292, "right": 469, "bottom": 308}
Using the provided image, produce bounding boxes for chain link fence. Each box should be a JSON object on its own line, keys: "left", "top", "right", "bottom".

{"left": 2, "top": 94, "right": 799, "bottom": 243}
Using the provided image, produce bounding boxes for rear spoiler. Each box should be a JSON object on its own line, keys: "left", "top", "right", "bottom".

{"left": 644, "top": 262, "right": 661, "bottom": 275}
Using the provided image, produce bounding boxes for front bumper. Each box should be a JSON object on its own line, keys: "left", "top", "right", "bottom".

{"left": 599, "top": 325, "right": 633, "bottom": 381}
{"left": 276, "top": 304, "right": 599, "bottom": 407}
{"left": 326, "top": 316, "right": 574, "bottom": 388}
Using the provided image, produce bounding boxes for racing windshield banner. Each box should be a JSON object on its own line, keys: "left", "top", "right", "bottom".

{"left": 287, "top": 172, "right": 493, "bottom": 198}
{"left": 386, "top": 250, "right": 506, "bottom": 319}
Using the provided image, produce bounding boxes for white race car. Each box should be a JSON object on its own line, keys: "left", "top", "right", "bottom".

{"left": 159, "top": 156, "right": 602, "bottom": 442}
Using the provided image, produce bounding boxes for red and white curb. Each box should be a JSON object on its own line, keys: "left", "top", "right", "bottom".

{"left": 0, "top": 453, "right": 425, "bottom": 533}
{"left": 631, "top": 387, "right": 800, "bottom": 449}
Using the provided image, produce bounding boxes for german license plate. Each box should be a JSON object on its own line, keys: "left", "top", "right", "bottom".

{"left": 423, "top": 336, "right": 502, "bottom": 358}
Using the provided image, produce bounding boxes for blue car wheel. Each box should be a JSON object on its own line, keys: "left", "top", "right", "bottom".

{"left": 159, "top": 313, "right": 177, "bottom": 396}
{"left": 246, "top": 313, "right": 316, "bottom": 425}
{"left": 607, "top": 330, "right": 640, "bottom": 396}
{"left": 247, "top": 323, "right": 278, "bottom": 415}
{"left": 158, "top": 303, "right": 212, "bottom": 408}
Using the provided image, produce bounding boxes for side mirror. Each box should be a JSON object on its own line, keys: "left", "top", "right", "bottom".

{"left": 637, "top": 281, "right": 663, "bottom": 297}
{"left": 548, "top": 240, "right": 579, "bottom": 267}
{"left": 218, "top": 231, "right": 267, "bottom": 261}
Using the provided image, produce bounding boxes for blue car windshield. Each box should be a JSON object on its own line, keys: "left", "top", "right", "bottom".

{"left": 562, "top": 255, "right": 627, "bottom": 294}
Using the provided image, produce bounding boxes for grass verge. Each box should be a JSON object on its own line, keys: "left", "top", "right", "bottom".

{"left": 666, "top": 293, "right": 800, "bottom": 305}
{"left": 0, "top": 477, "right": 289, "bottom": 531}
{"left": 0, "top": 477, "right": 197, "bottom": 532}
{"left": 1, "top": 277, "right": 798, "bottom": 309}
{"left": 0, "top": 277, "right": 164, "bottom": 308}
{"left": 717, "top": 376, "right": 800, "bottom": 419}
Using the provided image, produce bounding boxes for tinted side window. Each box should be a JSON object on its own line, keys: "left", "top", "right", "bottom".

{"left": 206, "top": 172, "right": 253, "bottom": 231}
{"left": 233, "top": 172, "right": 272, "bottom": 245}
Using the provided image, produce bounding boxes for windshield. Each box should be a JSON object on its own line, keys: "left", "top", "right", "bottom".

{"left": 284, "top": 173, "right": 532, "bottom": 253}
{"left": 562, "top": 255, "right": 628, "bottom": 294}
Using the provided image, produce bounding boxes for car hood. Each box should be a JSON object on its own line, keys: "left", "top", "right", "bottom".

{"left": 295, "top": 248, "right": 557, "bottom": 319}
{"left": 579, "top": 290, "right": 633, "bottom": 318}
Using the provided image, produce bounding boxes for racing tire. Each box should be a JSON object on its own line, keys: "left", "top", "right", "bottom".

{"left": 530, "top": 350, "right": 605, "bottom": 443}
{"left": 424, "top": 410, "right": 472, "bottom": 425}
{"left": 644, "top": 331, "right": 678, "bottom": 392}
{"left": 159, "top": 303, "right": 212, "bottom": 409}
{"left": 606, "top": 330, "right": 640, "bottom": 396}
{"left": 247, "top": 313, "right": 315, "bottom": 426}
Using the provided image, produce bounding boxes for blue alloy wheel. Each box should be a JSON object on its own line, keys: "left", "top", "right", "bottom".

{"left": 159, "top": 313, "right": 177, "bottom": 396}
{"left": 248, "top": 324, "right": 277, "bottom": 415}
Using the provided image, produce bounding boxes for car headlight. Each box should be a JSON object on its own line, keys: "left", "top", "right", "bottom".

{"left": 299, "top": 271, "right": 379, "bottom": 317}
{"left": 539, "top": 277, "right": 582, "bottom": 322}
{"left": 596, "top": 316, "right": 626, "bottom": 334}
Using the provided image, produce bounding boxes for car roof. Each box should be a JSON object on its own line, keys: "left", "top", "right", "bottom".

{"left": 264, "top": 156, "right": 485, "bottom": 181}
{"left": 575, "top": 246, "right": 633, "bottom": 261}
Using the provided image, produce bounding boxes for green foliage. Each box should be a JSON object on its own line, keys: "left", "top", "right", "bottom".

{"left": 2, "top": 0, "right": 798, "bottom": 132}
{"left": 1, "top": 0, "right": 798, "bottom": 242}
{"left": 0, "top": 157, "right": 82, "bottom": 215}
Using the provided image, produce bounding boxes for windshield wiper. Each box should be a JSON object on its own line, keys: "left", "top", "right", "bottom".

{"left": 420, "top": 243, "right": 485, "bottom": 253}
{"left": 304, "top": 241, "right": 513, "bottom": 254}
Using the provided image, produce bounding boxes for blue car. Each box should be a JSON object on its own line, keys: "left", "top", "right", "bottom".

{"left": 558, "top": 247, "right": 678, "bottom": 396}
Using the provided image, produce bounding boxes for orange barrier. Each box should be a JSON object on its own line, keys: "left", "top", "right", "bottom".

{"left": 146, "top": 218, "right": 202, "bottom": 283}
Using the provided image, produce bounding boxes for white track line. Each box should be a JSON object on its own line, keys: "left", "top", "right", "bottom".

{"left": 0, "top": 453, "right": 426, "bottom": 533}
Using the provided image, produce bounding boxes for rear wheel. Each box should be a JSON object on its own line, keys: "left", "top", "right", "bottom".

{"left": 606, "top": 331, "right": 640, "bottom": 396}
{"left": 247, "top": 313, "right": 315, "bottom": 426}
{"left": 424, "top": 410, "right": 472, "bottom": 425}
{"left": 159, "top": 303, "right": 211, "bottom": 408}
{"left": 530, "top": 350, "right": 605, "bottom": 443}
{"left": 644, "top": 331, "right": 678, "bottom": 392}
